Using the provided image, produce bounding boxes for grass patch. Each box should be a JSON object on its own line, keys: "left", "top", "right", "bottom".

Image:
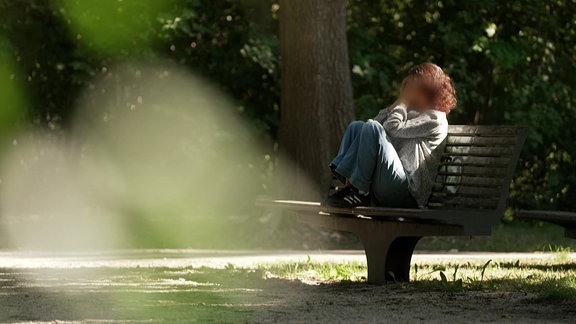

{"left": 260, "top": 256, "right": 367, "bottom": 283}
{"left": 412, "top": 260, "right": 576, "bottom": 301}
{"left": 261, "top": 256, "right": 576, "bottom": 301}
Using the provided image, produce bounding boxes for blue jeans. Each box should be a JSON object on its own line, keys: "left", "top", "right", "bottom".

{"left": 331, "top": 120, "right": 416, "bottom": 207}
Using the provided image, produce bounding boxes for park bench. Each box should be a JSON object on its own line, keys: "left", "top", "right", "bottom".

{"left": 258, "top": 125, "right": 528, "bottom": 285}
{"left": 518, "top": 210, "right": 576, "bottom": 239}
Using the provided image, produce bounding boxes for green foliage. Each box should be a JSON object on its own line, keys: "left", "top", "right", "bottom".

{"left": 0, "top": 0, "right": 574, "bottom": 212}
{"left": 0, "top": 48, "right": 27, "bottom": 141}
{"left": 346, "top": 0, "right": 576, "bottom": 210}
{"left": 58, "top": 0, "right": 173, "bottom": 55}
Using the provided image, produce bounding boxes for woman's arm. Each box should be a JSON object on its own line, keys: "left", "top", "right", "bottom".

{"left": 373, "top": 98, "right": 405, "bottom": 123}
{"left": 383, "top": 106, "right": 445, "bottom": 139}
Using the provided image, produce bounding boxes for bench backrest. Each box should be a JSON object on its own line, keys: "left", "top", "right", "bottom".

{"left": 428, "top": 125, "right": 528, "bottom": 212}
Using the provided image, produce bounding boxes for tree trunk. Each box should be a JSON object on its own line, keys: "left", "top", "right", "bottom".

{"left": 279, "top": 0, "right": 354, "bottom": 200}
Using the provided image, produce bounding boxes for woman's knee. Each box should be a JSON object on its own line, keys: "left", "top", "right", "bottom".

{"left": 362, "top": 119, "right": 384, "bottom": 134}
{"left": 344, "top": 120, "right": 365, "bottom": 137}
{"left": 348, "top": 120, "right": 365, "bottom": 131}
{"left": 361, "top": 119, "right": 392, "bottom": 144}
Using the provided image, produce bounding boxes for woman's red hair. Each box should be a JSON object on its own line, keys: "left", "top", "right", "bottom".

{"left": 406, "top": 62, "right": 457, "bottom": 114}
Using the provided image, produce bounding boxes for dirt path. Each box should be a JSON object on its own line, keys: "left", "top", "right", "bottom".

{"left": 251, "top": 280, "right": 575, "bottom": 323}
{"left": 1, "top": 250, "right": 575, "bottom": 323}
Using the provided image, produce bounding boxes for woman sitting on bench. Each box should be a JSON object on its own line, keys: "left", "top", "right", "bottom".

{"left": 326, "top": 62, "right": 457, "bottom": 209}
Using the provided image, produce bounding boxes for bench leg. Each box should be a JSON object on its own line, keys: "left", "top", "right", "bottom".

{"left": 360, "top": 235, "right": 421, "bottom": 285}
{"left": 385, "top": 236, "right": 422, "bottom": 282}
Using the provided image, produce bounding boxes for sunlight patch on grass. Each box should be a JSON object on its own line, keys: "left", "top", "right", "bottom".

{"left": 260, "top": 256, "right": 576, "bottom": 301}
{"left": 259, "top": 258, "right": 367, "bottom": 284}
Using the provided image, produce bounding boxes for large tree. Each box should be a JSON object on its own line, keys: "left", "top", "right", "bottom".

{"left": 279, "top": 0, "right": 355, "bottom": 199}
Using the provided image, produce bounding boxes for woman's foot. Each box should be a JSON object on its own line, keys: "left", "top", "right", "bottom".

{"left": 324, "top": 186, "right": 370, "bottom": 208}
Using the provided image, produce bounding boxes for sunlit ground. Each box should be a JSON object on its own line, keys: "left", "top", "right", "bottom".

{"left": 1, "top": 251, "right": 575, "bottom": 322}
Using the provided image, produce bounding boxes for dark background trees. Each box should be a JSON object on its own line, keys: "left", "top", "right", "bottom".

{"left": 0, "top": 0, "right": 575, "bottom": 215}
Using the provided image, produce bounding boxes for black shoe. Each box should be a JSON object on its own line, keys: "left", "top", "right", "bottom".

{"left": 324, "top": 186, "right": 370, "bottom": 208}
{"left": 322, "top": 186, "right": 352, "bottom": 207}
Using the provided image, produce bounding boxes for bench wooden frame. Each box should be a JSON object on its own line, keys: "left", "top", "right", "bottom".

{"left": 518, "top": 210, "right": 576, "bottom": 239}
{"left": 259, "top": 125, "right": 528, "bottom": 285}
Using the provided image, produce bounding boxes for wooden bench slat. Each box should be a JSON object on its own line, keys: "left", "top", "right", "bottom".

{"left": 428, "top": 203, "right": 497, "bottom": 210}
{"left": 428, "top": 196, "right": 500, "bottom": 209}
{"left": 444, "top": 145, "right": 513, "bottom": 154}
{"left": 443, "top": 151, "right": 513, "bottom": 158}
{"left": 440, "top": 162, "right": 509, "bottom": 168}
{"left": 437, "top": 167, "right": 507, "bottom": 177}
{"left": 437, "top": 172, "right": 504, "bottom": 179}
{"left": 447, "top": 133, "right": 518, "bottom": 138}
{"left": 518, "top": 210, "right": 576, "bottom": 239}
{"left": 430, "top": 194, "right": 500, "bottom": 203}
{"left": 441, "top": 156, "right": 511, "bottom": 165}
{"left": 447, "top": 125, "right": 527, "bottom": 135}
{"left": 435, "top": 176, "right": 504, "bottom": 187}
{"left": 446, "top": 136, "right": 518, "bottom": 146}
{"left": 428, "top": 195, "right": 501, "bottom": 204}
{"left": 257, "top": 199, "right": 429, "bottom": 219}
{"left": 257, "top": 199, "right": 496, "bottom": 223}
{"left": 440, "top": 164, "right": 508, "bottom": 171}
{"left": 518, "top": 210, "right": 576, "bottom": 225}
{"left": 431, "top": 186, "right": 501, "bottom": 197}
{"left": 445, "top": 143, "right": 515, "bottom": 148}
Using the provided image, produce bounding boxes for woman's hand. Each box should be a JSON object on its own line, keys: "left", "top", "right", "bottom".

{"left": 400, "top": 78, "right": 414, "bottom": 106}
{"left": 388, "top": 78, "right": 411, "bottom": 110}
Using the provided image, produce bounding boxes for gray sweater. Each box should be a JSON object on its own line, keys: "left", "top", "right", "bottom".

{"left": 374, "top": 105, "right": 448, "bottom": 207}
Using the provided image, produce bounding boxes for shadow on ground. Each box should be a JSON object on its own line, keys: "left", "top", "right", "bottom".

{"left": 0, "top": 267, "right": 259, "bottom": 322}
{"left": 1, "top": 266, "right": 575, "bottom": 323}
